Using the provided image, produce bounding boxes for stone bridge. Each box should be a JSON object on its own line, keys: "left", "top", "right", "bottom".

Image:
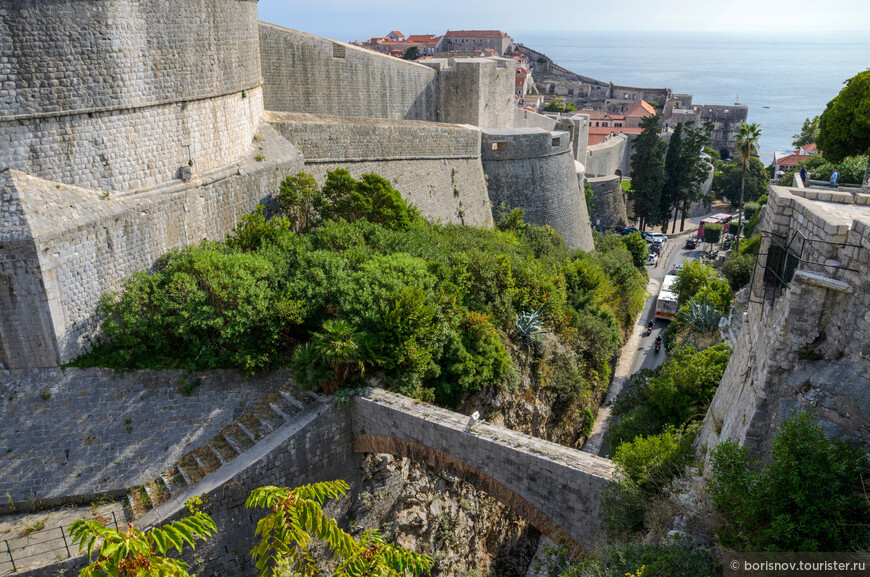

{"left": 352, "top": 389, "right": 616, "bottom": 552}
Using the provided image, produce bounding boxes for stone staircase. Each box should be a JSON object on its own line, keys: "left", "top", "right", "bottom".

{"left": 126, "top": 389, "right": 314, "bottom": 518}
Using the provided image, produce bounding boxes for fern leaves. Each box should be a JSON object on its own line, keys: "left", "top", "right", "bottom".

{"left": 68, "top": 511, "right": 215, "bottom": 577}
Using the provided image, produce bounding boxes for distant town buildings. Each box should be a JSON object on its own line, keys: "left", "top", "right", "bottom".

{"left": 353, "top": 29, "right": 513, "bottom": 59}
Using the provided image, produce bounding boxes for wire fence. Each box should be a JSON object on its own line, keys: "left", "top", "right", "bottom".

{"left": 0, "top": 512, "right": 118, "bottom": 574}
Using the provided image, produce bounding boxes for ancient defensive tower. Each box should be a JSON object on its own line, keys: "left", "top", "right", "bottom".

{"left": 0, "top": 0, "right": 303, "bottom": 369}
{"left": 481, "top": 128, "right": 594, "bottom": 251}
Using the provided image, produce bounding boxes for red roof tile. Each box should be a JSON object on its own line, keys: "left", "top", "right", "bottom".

{"left": 776, "top": 154, "right": 810, "bottom": 166}
{"left": 406, "top": 34, "right": 435, "bottom": 42}
{"left": 588, "top": 133, "right": 610, "bottom": 146}
{"left": 625, "top": 100, "right": 657, "bottom": 118}
{"left": 800, "top": 143, "right": 818, "bottom": 153}
{"left": 390, "top": 31, "right": 404, "bottom": 37}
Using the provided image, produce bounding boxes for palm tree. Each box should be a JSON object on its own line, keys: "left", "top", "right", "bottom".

{"left": 734, "top": 122, "right": 763, "bottom": 248}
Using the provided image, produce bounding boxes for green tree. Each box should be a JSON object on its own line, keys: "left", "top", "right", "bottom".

{"left": 247, "top": 481, "right": 432, "bottom": 577}
{"left": 620, "top": 231, "right": 649, "bottom": 269}
{"left": 709, "top": 411, "right": 870, "bottom": 552}
{"left": 719, "top": 158, "right": 768, "bottom": 207}
{"left": 734, "top": 122, "right": 763, "bottom": 248}
{"left": 69, "top": 510, "right": 216, "bottom": 577}
{"left": 402, "top": 46, "right": 420, "bottom": 60}
{"left": 628, "top": 115, "right": 666, "bottom": 230}
{"left": 817, "top": 70, "right": 870, "bottom": 187}
{"left": 660, "top": 123, "right": 684, "bottom": 232}
{"left": 702, "top": 222, "right": 722, "bottom": 250}
{"left": 672, "top": 259, "right": 724, "bottom": 307}
{"left": 543, "top": 97, "right": 576, "bottom": 113}
{"left": 318, "top": 170, "right": 422, "bottom": 230}
{"left": 792, "top": 115, "right": 820, "bottom": 148}
{"left": 278, "top": 173, "right": 319, "bottom": 232}
{"left": 722, "top": 252, "right": 756, "bottom": 290}
{"left": 678, "top": 121, "right": 714, "bottom": 231}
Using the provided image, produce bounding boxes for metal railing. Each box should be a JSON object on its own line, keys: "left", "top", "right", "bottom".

{"left": 749, "top": 228, "right": 860, "bottom": 314}
{"left": 1, "top": 512, "right": 118, "bottom": 574}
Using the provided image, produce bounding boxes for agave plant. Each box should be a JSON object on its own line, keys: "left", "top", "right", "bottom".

{"left": 678, "top": 297, "right": 723, "bottom": 334}
{"left": 515, "top": 309, "right": 547, "bottom": 350}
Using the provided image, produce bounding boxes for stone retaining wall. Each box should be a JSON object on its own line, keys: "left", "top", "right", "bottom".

{"left": 0, "top": 125, "right": 303, "bottom": 369}
{"left": 698, "top": 186, "right": 870, "bottom": 464}
{"left": 266, "top": 111, "right": 493, "bottom": 227}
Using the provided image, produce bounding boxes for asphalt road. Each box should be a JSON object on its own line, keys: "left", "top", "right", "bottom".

{"left": 630, "top": 235, "right": 699, "bottom": 374}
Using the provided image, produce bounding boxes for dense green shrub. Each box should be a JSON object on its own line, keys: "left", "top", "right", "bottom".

{"left": 603, "top": 426, "right": 697, "bottom": 538}
{"left": 74, "top": 172, "right": 647, "bottom": 410}
{"left": 709, "top": 411, "right": 870, "bottom": 552}
{"left": 608, "top": 345, "right": 731, "bottom": 448}
{"left": 558, "top": 537, "right": 715, "bottom": 577}
{"left": 672, "top": 260, "right": 726, "bottom": 307}
{"left": 621, "top": 231, "right": 649, "bottom": 269}
{"left": 318, "top": 170, "right": 422, "bottom": 230}
{"left": 722, "top": 252, "right": 756, "bottom": 290}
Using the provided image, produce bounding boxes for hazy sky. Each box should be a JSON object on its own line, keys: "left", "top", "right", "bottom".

{"left": 258, "top": 0, "right": 868, "bottom": 42}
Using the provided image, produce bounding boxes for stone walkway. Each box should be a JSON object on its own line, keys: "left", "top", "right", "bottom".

{"left": 0, "top": 501, "right": 128, "bottom": 575}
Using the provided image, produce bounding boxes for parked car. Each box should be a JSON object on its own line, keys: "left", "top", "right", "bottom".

{"left": 647, "top": 253, "right": 659, "bottom": 266}
{"left": 685, "top": 237, "right": 699, "bottom": 249}
{"left": 647, "top": 232, "right": 668, "bottom": 244}
{"left": 622, "top": 227, "right": 639, "bottom": 236}
{"left": 648, "top": 241, "right": 662, "bottom": 255}
{"left": 670, "top": 263, "right": 683, "bottom": 275}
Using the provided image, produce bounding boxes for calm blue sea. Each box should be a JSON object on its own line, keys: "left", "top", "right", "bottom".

{"left": 514, "top": 31, "right": 870, "bottom": 163}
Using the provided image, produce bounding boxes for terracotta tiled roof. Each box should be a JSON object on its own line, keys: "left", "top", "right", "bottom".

{"left": 776, "top": 154, "right": 809, "bottom": 167}
{"left": 390, "top": 31, "right": 404, "bottom": 37}
{"left": 406, "top": 34, "right": 435, "bottom": 42}
{"left": 610, "top": 114, "right": 626, "bottom": 120}
{"left": 445, "top": 30, "right": 509, "bottom": 38}
{"left": 800, "top": 143, "right": 818, "bottom": 153}
{"left": 625, "top": 100, "right": 657, "bottom": 118}
{"left": 588, "top": 133, "right": 610, "bottom": 146}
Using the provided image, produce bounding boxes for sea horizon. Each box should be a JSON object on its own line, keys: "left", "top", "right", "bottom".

{"left": 507, "top": 30, "right": 870, "bottom": 163}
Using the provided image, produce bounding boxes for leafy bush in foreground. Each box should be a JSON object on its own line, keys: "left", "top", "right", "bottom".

{"left": 558, "top": 536, "right": 714, "bottom": 577}
{"left": 709, "top": 411, "right": 870, "bottom": 552}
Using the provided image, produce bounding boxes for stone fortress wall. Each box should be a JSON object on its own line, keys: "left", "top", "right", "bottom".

{"left": 258, "top": 23, "right": 438, "bottom": 120}
{"left": 0, "top": 2, "right": 595, "bottom": 365}
{"left": 586, "top": 175, "right": 628, "bottom": 228}
{"left": 0, "top": 0, "right": 263, "bottom": 192}
{"left": 0, "top": 0, "right": 304, "bottom": 369}
{"left": 265, "top": 111, "right": 492, "bottom": 226}
{"left": 697, "top": 185, "right": 870, "bottom": 463}
{"left": 481, "top": 128, "right": 594, "bottom": 251}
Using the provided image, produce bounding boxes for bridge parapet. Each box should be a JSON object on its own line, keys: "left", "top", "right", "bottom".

{"left": 351, "top": 389, "right": 615, "bottom": 552}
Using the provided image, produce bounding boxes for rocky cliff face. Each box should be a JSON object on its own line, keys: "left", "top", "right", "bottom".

{"left": 350, "top": 454, "right": 540, "bottom": 577}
